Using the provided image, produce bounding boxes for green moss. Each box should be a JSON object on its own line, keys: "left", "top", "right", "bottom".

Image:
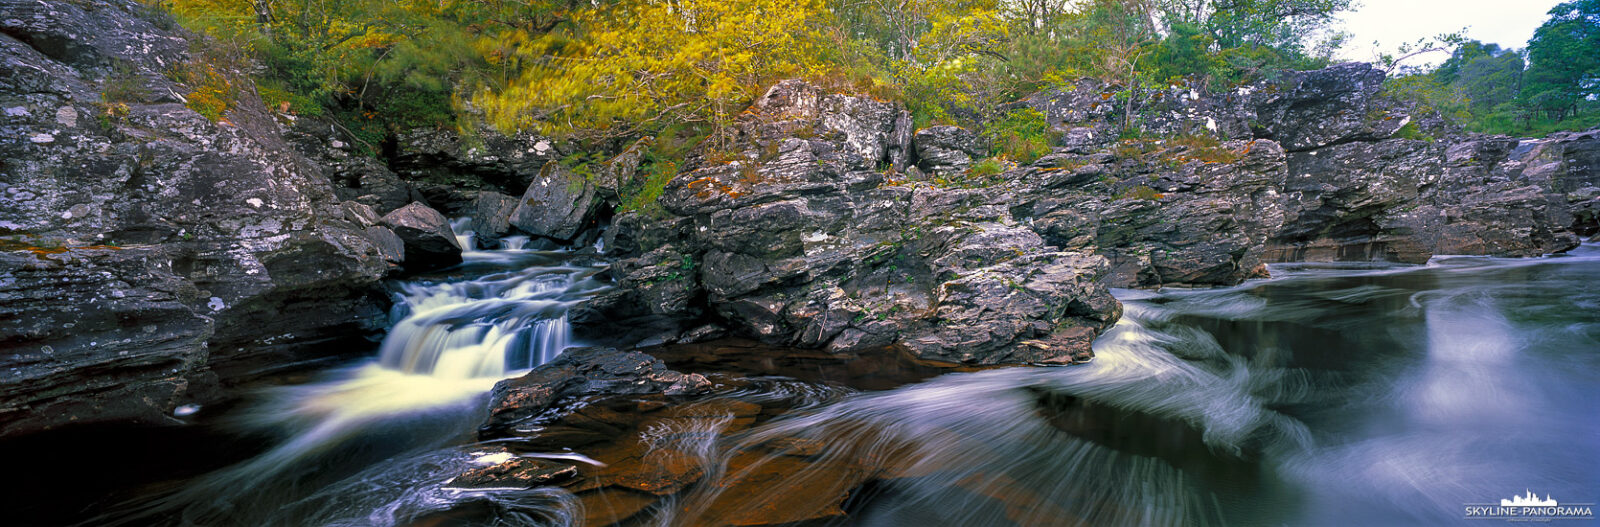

{"left": 1115, "top": 185, "right": 1164, "bottom": 201}
{"left": 1394, "top": 121, "right": 1434, "bottom": 142}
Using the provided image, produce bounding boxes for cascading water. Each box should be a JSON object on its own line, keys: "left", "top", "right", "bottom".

{"left": 100, "top": 242, "right": 1599, "bottom": 527}
{"left": 93, "top": 220, "right": 611, "bottom": 527}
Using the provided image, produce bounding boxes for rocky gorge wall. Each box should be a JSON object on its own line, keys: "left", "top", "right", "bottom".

{"left": 0, "top": 0, "right": 426, "bottom": 436}
{"left": 3, "top": 0, "right": 1597, "bottom": 438}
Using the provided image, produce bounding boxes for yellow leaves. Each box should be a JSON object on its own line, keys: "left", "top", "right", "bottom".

{"left": 479, "top": 0, "right": 829, "bottom": 138}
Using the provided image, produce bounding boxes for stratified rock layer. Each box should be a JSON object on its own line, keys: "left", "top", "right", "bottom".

{"left": 0, "top": 0, "right": 390, "bottom": 435}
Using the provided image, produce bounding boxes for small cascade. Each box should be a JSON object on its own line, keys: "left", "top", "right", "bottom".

{"left": 449, "top": 217, "right": 477, "bottom": 251}
{"left": 95, "top": 220, "right": 613, "bottom": 527}
{"left": 377, "top": 220, "right": 608, "bottom": 378}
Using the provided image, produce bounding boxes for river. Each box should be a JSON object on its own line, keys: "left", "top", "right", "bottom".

{"left": 53, "top": 237, "right": 1600, "bottom": 526}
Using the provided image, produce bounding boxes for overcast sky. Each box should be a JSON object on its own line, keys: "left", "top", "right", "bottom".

{"left": 1335, "top": 0, "right": 1564, "bottom": 67}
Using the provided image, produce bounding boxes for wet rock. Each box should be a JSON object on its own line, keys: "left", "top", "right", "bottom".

{"left": 508, "top": 161, "right": 597, "bottom": 241}
{"left": 380, "top": 202, "right": 463, "bottom": 271}
{"left": 914, "top": 125, "right": 983, "bottom": 174}
{"left": 0, "top": 0, "right": 390, "bottom": 436}
{"left": 465, "top": 191, "right": 519, "bottom": 241}
{"left": 446, "top": 452, "right": 578, "bottom": 490}
{"left": 481, "top": 347, "right": 712, "bottom": 438}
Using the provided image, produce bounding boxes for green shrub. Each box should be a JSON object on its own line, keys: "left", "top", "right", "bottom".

{"left": 985, "top": 108, "right": 1055, "bottom": 163}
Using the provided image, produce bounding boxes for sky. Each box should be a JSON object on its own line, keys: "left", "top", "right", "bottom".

{"left": 1334, "top": 0, "right": 1565, "bottom": 67}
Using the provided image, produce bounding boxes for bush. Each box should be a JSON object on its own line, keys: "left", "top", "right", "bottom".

{"left": 985, "top": 109, "right": 1055, "bottom": 163}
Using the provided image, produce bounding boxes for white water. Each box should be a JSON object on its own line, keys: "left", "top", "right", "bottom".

{"left": 95, "top": 221, "right": 610, "bottom": 527}
{"left": 110, "top": 242, "right": 1600, "bottom": 527}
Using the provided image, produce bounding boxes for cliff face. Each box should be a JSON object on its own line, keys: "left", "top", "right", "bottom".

{"left": 583, "top": 80, "right": 1121, "bottom": 366}
{"left": 0, "top": 0, "right": 403, "bottom": 435}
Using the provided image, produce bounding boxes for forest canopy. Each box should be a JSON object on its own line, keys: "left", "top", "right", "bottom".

{"left": 150, "top": 0, "right": 1598, "bottom": 147}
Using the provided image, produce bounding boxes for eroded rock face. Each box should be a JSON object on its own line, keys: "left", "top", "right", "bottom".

{"left": 914, "top": 125, "right": 983, "bottom": 174}
{"left": 596, "top": 81, "right": 1122, "bottom": 365}
{"left": 0, "top": 0, "right": 389, "bottom": 436}
{"left": 1018, "top": 63, "right": 1590, "bottom": 280}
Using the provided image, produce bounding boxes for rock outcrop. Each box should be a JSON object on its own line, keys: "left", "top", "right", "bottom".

{"left": 0, "top": 0, "right": 393, "bottom": 435}
{"left": 593, "top": 80, "right": 1121, "bottom": 365}
{"left": 1015, "top": 61, "right": 1590, "bottom": 283}
{"left": 593, "top": 65, "right": 1596, "bottom": 355}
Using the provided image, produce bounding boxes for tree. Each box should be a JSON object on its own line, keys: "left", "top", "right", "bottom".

{"left": 476, "top": 0, "right": 829, "bottom": 141}
{"left": 1523, "top": 0, "right": 1600, "bottom": 122}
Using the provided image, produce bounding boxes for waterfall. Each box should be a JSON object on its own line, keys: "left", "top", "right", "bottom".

{"left": 375, "top": 220, "right": 608, "bottom": 379}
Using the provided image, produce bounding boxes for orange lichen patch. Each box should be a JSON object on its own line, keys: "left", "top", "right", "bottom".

{"left": 1100, "top": 92, "right": 1113, "bottom": 100}
{"left": 686, "top": 175, "right": 743, "bottom": 201}
{"left": 0, "top": 238, "right": 122, "bottom": 257}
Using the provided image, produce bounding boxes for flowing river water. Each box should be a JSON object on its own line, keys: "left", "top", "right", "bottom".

{"left": 47, "top": 235, "right": 1600, "bottom": 526}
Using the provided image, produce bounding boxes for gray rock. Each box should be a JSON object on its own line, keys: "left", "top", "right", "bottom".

{"left": 508, "top": 161, "right": 597, "bottom": 241}
{"left": 480, "top": 347, "right": 712, "bottom": 439}
{"left": 380, "top": 202, "right": 463, "bottom": 271}
{"left": 592, "top": 137, "right": 651, "bottom": 200}
{"left": 0, "top": 0, "right": 389, "bottom": 436}
{"left": 601, "top": 81, "right": 1121, "bottom": 365}
{"left": 466, "top": 191, "right": 519, "bottom": 240}
{"left": 914, "top": 125, "right": 983, "bottom": 174}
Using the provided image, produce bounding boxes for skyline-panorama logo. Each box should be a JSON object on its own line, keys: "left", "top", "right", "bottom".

{"left": 1465, "top": 490, "right": 1595, "bottom": 521}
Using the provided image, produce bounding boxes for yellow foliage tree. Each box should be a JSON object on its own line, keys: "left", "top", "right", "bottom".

{"left": 475, "top": 0, "right": 828, "bottom": 141}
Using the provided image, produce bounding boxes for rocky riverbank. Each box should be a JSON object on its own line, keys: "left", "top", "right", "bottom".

{"left": 3, "top": 0, "right": 1598, "bottom": 437}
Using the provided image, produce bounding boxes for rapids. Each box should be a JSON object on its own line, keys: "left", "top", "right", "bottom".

{"left": 83, "top": 240, "right": 1600, "bottom": 526}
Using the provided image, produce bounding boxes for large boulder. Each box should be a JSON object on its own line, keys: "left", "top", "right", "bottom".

{"left": 380, "top": 202, "right": 463, "bottom": 270}
{"left": 508, "top": 161, "right": 598, "bottom": 241}
{"left": 0, "top": 0, "right": 390, "bottom": 436}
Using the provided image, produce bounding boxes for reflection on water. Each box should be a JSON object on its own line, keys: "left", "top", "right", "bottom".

{"left": 653, "top": 244, "right": 1600, "bottom": 526}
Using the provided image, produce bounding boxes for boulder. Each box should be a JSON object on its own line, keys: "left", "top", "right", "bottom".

{"left": 508, "top": 161, "right": 597, "bottom": 241}
{"left": 481, "top": 347, "right": 712, "bottom": 439}
{"left": 465, "top": 191, "right": 519, "bottom": 241}
{"left": 380, "top": 202, "right": 463, "bottom": 271}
